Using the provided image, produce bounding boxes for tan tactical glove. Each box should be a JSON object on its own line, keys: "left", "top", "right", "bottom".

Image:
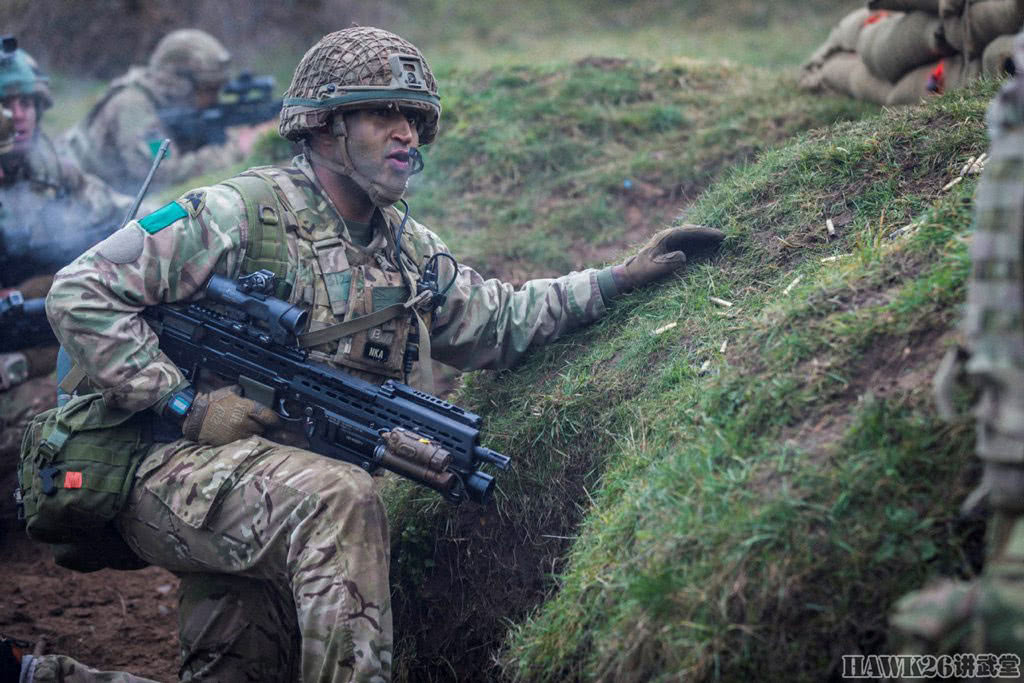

{"left": 181, "top": 386, "right": 280, "bottom": 446}
{"left": 611, "top": 225, "right": 726, "bottom": 293}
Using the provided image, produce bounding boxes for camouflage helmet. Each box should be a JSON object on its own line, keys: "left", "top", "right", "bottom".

{"left": 280, "top": 27, "right": 441, "bottom": 144}
{"left": 150, "top": 29, "right": 231, "bottom": 88}
{"left": 0, "top": 108, "right": 13, "bottom": 155}
{"left": 0, "top": 37, "right": 53, "bottom": 111}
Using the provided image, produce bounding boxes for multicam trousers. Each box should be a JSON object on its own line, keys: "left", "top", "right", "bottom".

{"left": 26, "top": 436, "right": 392, "bottom": 683}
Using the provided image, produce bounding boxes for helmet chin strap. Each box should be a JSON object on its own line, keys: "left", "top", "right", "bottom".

{"left": 306, "top": 116, "right": 409, "bottom": 207}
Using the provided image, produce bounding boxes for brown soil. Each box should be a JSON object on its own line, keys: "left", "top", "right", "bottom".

{"left": 1, "top": 529, "right": 180, "bottom": 681}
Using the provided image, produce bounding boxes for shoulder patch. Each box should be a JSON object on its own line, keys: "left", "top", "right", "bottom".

{"left": 138, "top": 201, "right": 188, "bottom": 234}
{"left": 97, "top": 226, "right": 145, "bottom": 264}
{"left": 181, "top": 190, "right": 207, "bottom": 219}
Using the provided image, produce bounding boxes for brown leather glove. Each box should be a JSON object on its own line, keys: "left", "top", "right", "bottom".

{"left": 181, "top": 386, "right": 280, "bottom": 446}
{"left": 613, "top": 225, "right": 725, "bottom": 293}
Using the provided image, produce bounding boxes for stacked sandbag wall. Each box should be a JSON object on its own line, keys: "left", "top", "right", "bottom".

{"left": 799, "top": 0, "right": 1024, "bottom": 105}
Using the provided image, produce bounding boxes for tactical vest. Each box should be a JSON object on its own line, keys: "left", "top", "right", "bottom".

{"left": 221, "top": 165, "right": 437, "bottom": 391}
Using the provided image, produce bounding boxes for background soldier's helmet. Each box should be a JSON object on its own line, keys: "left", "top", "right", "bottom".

{"left": 279, "top": 26, "right": 441, "bottom": 144}
{"left": 0, "top": 37, "right": 53, "bottom": 112}
{"left": 0, "top": 108, "right": 14, "bottom": 154}
{"left": 149, "top": 29, "right": 231, "bottom": 90}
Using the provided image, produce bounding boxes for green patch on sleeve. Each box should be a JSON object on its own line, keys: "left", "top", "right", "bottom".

{"left": 138, "top": 201, "right": 188, "bottom": 234}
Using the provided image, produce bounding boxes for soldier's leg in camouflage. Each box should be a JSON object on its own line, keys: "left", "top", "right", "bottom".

{"left": 19, "top": 656, "right": 159, "bottom": 683}
{"left": 116, "top": 436, "right": 392, "bottom": 683}
{"left": 177, "top": 573, "right": 299, "bottom": 681}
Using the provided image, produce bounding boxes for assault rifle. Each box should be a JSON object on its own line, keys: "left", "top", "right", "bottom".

{"left": 0, "top": 291, "right": 55, "bottom": 353}
{"left": 140, "top": 269, "right": 510, "bottom": 504}
{"left": 158, "top": 71, "right": 281, "bottom": 150}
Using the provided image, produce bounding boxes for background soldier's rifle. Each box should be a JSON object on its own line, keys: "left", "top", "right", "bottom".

{"left": 0, "top": 292, "right": 53, "bottom": 353}
{"left": 158, "top": 72, "right": 281, "bottom": 150}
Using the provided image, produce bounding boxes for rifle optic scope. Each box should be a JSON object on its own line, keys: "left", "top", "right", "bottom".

{"left": 205, "top": 272, "right": 307, "bottom": 345}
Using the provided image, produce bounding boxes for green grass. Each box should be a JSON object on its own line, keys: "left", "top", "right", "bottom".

{"left": 381, "top": 75, "right": 1000, "bottom": 680}
{"left": 407, "top": 57, "right": 874, "bottom": 281}
{"left": 34, "top": 3, "right": 997, "bottom": 678}
{"left": 396, "top": 0, "right": 863, "bottom": 71}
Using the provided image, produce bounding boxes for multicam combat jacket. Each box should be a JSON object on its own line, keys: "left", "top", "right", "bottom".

{"left": 61, "top": 67, "right": 246, "bottom": 195}
{"left": 47, "top": 155, "right": 608, "bottom": 413}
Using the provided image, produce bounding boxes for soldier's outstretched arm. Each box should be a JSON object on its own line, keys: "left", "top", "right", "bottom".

{"left": 409, "top": 219, "right": 608, "bottom": 372}
{"left": 422, "top": 221, "right": 723, "bottom": 371}
{"left": 44, "top": 186, "right": 247, "bottom": 413}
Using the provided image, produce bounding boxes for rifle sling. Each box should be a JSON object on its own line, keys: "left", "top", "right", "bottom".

{"left": 297, "top": 301, "right": 411, "bottom": 348}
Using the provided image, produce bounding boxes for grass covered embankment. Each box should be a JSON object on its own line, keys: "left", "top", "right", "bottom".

{"left": 411, "top": 58, "right": 874, "bottom": 283}
{"left": 383, "top": 64, "right": 998, "bottom": 680}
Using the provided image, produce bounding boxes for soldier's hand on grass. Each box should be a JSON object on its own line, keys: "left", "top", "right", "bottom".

{"left": 182, "top": 385, "right": 280, "bottom": 446}
{"left": 612, "top": 225, "right": 725, "bottom": 292}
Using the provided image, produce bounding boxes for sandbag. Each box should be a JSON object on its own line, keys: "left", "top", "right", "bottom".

{"left": 850, "top": 57, "right": 896, "bottom": 104}
{"left": 886, "top": 54, "right": 983, "bottom": 104}
{"left": 935, "top": 54, "right": 984, "bottom": 92}
{"left": 858, "top": 11, "right": 956, "bottom": 83}
{"left": 964, "top": 0, "right": 1024, "bottom": 57}
{"left": 941, "top": 0, "right": 967, "bottom": 16}
{"left": 869, "top": 0, "right": 940, "bottom": 11}
{"left": 798, "top": 61, "right": 828, "bottom": 91}
{"left": 816, "top": 51, "right": 861, "bottom": 97}
{"left": 941, "top": 13, "right": 967, "bottom": 51}
{"left": 803, "top": 8, "right": 872, "bottom": 69}
{"left": 982, "top": 33, "right": 1019, "bottom": 76}
{"left": 949, "top": 54, "right": 984, "bottom": 88}
{"left": 887, "top": 61, "right": 939, "bottom": 104}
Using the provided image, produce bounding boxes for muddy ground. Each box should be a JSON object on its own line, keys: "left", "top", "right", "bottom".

{"left": 1, "top": 527, "right": 180, "bottom": 681}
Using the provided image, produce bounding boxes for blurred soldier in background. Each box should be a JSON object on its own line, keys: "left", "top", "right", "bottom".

{"left": 0, "top": 37, "right": 132, "bottom": 512}
{"left": 2, "top": 26, "right": 724, "bottom": 683}
{"left": 889, "top": 31, "right": 1024, "bottom": 672}
{"left": 0, "top": 36, "right": 128, "bottom": 225}
{"left": 62, "top": 28, "right": 273, "bottom": 195}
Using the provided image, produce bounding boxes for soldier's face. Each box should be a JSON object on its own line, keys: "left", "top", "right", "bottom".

{"left": 2, "top": 94, "right": 36, "bottom": 155}
{"left": 344, "top": 106, "right": 420, "bottom": 189}
{"left": 193, "top": 85, "right": 220, "bottom": 110}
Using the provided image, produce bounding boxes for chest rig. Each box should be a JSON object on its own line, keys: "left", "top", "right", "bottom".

{"left": 221, "top": 165, "right": 437, "bottom": 390}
